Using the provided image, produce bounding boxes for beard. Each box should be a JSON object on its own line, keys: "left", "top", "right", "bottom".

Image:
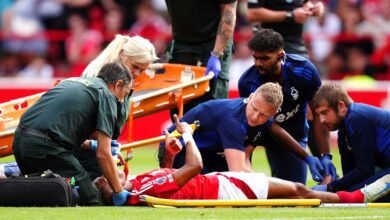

{"left": 256, "top": 62, "right": 280, "bottom": 82}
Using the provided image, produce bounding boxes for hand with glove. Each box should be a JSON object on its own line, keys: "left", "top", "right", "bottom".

{"left": 205, "top": 51, "right": 222, "bottom": 78}
{"left": 113, "top": 190, "right": 131, "bottom": 206}
{"left": 90, "top": 140, "right": 121, "bottom": 156}
{"left": 305, "top": 155, "right": 324, "bottom": 182}
{"left": 321, "top": 154, "right": 337, "bottom": 180}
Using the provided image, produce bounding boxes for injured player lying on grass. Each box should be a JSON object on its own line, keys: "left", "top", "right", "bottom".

{"left": 93, "top": 115, "right": 390, "bottom": 206}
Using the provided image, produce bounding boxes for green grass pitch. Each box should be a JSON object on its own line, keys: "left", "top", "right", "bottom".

{"left": 1, "top": 147, "right": 390, "bottom": 219}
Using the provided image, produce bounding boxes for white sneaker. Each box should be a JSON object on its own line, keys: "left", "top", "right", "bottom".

{"left": 0, "top": 164, "right": 5, "bottom": 178}
{"left": 361, "top": 174, "right": 390, "bottom": 202}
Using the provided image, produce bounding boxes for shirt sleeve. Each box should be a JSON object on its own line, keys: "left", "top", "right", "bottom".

{"left": 96, "top": 91, "right": 117, "bottom": 137}
{"left": 238, "top": 66, "right": 259, "bottom": 98}
{"left": 330, "top": 115, "right": 377, "bottom": 191}
{"left": 302, "top": 61, "right": 321, "bottom": 102}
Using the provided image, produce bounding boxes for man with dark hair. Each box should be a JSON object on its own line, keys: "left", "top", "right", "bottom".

{"left": 13, "top": 62, "right": 134, "bottom": 206}
{"left": 95, "top": 115, "right": 390, "bottom": 205}
{"left": 158, "top": 82, "right": 324, "bottom": 183}
{"left": 238, "top": 28, "right": 334, "bottom": 185}
{"left": 311, "top": 84, "right": 390, "bottom": 198}
{"left": 247, "top": 0, "right": 326, "bottom": 167}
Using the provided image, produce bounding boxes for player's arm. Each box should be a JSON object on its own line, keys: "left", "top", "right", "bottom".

{"left": 247, "top": 3, "right": 312, "bottom": 24}
{"left": 225, "top": 148, "right": 253, "bottom": 172}
{"left": 160, "top": 130, "right": 183, "bottom": 169}
{"left": 269, "top": 123, "right": 324, "bottom": 182}
{"left": 247, "top": 7, "right": 287, "bottom": 23}
{"left": 95, "top": 131, "right": 123, "bottom": 194}
{"left": 268, "top": 123, "right": 309, "bottom": 159}
{"left": 213, "top": 1, "right": 237, "bottom": 54}
{"left": 245, "top": 145, "right": 256, "bottom": 171}
{"left": 171, "top": 115, "right": 203, "bottom": 188}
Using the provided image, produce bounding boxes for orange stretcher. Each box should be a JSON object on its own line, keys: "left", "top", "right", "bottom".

{"left": 0, "top": 63, "right": 212, "bottom": 157}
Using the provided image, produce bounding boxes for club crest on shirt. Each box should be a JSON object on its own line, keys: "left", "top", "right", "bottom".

{"left": 291, "top": 87, "right": 299, "bottom": 100}
{"left": 253, "top": 131, "right": 262, "bottom": 143}
{"left": 153, "top": 176, "right": 167, "bottom": 185}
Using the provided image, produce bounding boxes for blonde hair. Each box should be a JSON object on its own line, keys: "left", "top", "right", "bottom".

{"left": 82, "top": 34, "right": 158, "bottom": 77}
{"left": 254, "top": 82, "right": 283, "bottom": 111}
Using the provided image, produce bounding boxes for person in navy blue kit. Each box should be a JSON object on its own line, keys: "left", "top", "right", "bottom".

{"left": 238, "top": 28, "right": 334, "bottom": 185}
{"left": 311, "top": 84, "right": 390, "bottom": 200}
{"left": 158, "top": 82, "right": 324, "bottom": 182}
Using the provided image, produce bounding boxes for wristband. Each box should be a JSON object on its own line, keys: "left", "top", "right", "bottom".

{"left": 182, "top": 132, "right": 193, "bottom": 145}
{"left": 211, "top": 51, "right": 223, "bottom": 58}
{"left": 285, "top": 11, "right": 295, "bottom": 23}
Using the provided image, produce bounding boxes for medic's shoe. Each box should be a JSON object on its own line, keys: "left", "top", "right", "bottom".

{"left": 362, "top": 174, "right": 390, "bottom": 203}
{"left": 0, "top": 164, "right": 5, "bottom": 178}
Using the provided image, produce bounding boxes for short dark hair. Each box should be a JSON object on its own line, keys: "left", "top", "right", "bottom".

{"left": 248, "top": 28, "right": 284, "bottom": 53}
{"left": 312, "top": 84, "right": 353, "bottom": 111}
{"left": 97, "top": 62, "right": 132, "bottom": 86}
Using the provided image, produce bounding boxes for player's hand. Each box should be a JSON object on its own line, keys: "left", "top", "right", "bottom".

{"left": 164, "top": 130, "right": 183, "bottom": 155}
{"left": 321, "top": 154, "right": 337, "bottom": 180}
{"left": 305, "top": 155, "right": 324, "bottom": 182}
{"left": 113, "top": 190, "right": 131, "bottom": 206}
{"left": 311, "top": 184, "right": 327, "bottom": 192}
{"left": 310, "top": 2, "right": 324, "bottom": 17}
{"left": 173, "top": 114, "right": 193, "bottom": 135}
{"left": 293, "top": 7, "right": 312, "bottom": 24}
{"left": 205, "top": 55, "right": 221, "bottom": 79}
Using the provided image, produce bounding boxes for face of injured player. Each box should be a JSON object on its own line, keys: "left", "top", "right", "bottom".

{"left": 93, "top": 170, "right": 132, "bottom": 205}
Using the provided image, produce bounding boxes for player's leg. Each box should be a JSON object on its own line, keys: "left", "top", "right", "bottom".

{"left": 266, "top": 176, "right": 340, "bottom": 202}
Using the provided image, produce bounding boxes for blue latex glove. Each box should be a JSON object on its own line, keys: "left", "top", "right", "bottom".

{"left": 90, "top": 140, "right": 121, "bottom": 156}
{"left": 321, "top": 154, "right": 337, "bottom": 180}
{"left": 90, "top": 140, "right": 98, "bottom": 151}
{"left": 205, "top": 55, "right": 221, "bottom": 79}
{"left": 305, "top": 155, "right": 324, "bottom": 182}
{"left": 311, "top": 184, "right": 327, "bottom": 192}
{"left": 110, "top": 140, "right": 121, "bottom": 156}
{"left": 113, "top": 190, "right": 131, "bottom": 206}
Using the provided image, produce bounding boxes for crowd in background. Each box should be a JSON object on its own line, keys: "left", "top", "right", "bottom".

{"left": 0, "top": 0, "right": 389, "bottom": 83}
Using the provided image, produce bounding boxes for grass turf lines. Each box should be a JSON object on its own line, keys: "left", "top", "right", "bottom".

{"left": 2, "top": 146, "right": 385, "bottom": 220}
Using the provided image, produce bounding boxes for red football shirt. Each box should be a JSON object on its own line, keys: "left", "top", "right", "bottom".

{"left": 127, "top": 168, "right": 219, "bottom": 205}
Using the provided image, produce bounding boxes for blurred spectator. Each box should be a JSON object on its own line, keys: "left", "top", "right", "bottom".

{"left": 104, "top": 7, "right": 125, "bottom": 40}
{"left": 338, "top": 4, "right": 363, "bottom": 34}
{"left": 305, "top": 9, "right": 342, "bottom": 64}
{"left": 18, "top": 55, "right": 53, "bottom": 78}
{"left": 0, "top": 0, "right": 13, "bottom": 29}
{"left": 229, "top": 26, "right": 253, "bottom": 88}
{"left": 355, "top": 0, "right": 390, "bottom": 48}
{"left": 101, "top": 0, "right": 142, "bottom": 30}
{"left": 129, "top": 0, "right": 171, "bottom": 58}
{"left": 2, "top": 0, "right": 48, "bottom": 56}
{"left": 0, "top": 53, "right": 20, "bottom": 77}
{"left": 65, "top": 12, "right": 103, "bottom": 77}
